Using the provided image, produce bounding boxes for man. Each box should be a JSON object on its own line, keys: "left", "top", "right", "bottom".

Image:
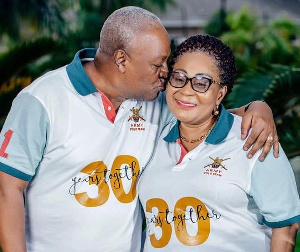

{"left": 0, "top": 6, "right": 278, "bottom": 252}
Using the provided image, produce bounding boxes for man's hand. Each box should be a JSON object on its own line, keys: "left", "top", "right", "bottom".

{"left": 0, "top": 171, "right": 28, "bottom": 252}
{"left": 241, "top": 101, "right": 279, "bottom": 161}
{"left": 229, "top": 101, "right": 279, "bottom": 161}
{"left": 271, "top": 223, "right": 299, "bottom": 252}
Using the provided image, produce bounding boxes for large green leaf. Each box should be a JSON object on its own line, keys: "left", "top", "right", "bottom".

{"left": 263, "top": 66, "right": 300, "bottom": 115}
{"left": 276, "top": 112, "right": 300, "bottom": 157}
{"left": 0, "top": 37, "right": 64, "bottom": 85}
{"left": 226, "top": 69, "right": 273, "bottom": 108}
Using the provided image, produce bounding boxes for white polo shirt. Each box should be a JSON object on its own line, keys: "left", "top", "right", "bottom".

{"left": 0, "top": 49, "right": 172, "bottom": 252}
{"left": 138, "top": 105, "right": 300, "bottom": 252}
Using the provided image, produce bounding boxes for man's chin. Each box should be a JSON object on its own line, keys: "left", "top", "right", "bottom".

{"left": 134, "top": 92, "right": 160, "bottom": 102}
{"left": 145, "top": 91, "right": 162, "bottom": 101}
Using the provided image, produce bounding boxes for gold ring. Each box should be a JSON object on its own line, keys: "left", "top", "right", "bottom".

{"left": 267, "top": 136, "right": 274, "bottom": 142}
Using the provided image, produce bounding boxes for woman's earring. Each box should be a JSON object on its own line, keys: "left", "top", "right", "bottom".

{"left": 214, "top": 105, "right": 219, "bottom": 116}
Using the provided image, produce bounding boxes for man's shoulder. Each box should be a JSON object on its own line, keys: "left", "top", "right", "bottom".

{"left": 21, "top": 66, "right": 69, "bottom": 98}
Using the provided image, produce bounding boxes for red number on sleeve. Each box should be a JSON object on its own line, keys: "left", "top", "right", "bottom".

{"left": 0, "top": 130, "right": 14, "bottom": 158}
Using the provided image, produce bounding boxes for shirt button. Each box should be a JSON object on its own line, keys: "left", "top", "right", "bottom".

{"left": 107, "top": 106, "right": 112, "bottom": 111}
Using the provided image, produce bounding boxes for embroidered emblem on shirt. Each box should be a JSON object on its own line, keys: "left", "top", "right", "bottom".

{"left": 203, "top": 156, "right": 230, "bottom": 177}
{"left": 128, "top": 106, "right": 145, "bottom": 131}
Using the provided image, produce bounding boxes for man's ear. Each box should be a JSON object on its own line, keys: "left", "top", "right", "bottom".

{"left": 114, "top": 49, "right": 128, "bottom": 74}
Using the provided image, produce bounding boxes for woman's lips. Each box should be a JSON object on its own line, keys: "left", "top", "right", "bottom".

{"left": 175, "top": 99, "right": 197, "bottom": 108}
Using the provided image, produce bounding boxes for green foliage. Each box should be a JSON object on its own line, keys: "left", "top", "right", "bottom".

{"left": 258, "top": 27, "right": 296, "bottom": 66}
{"left": 0, "top": 37, "right": 64, "bottom": 85}
{"left": 276, "top": 112, "right": 300, "bottom": 157}
{"left": 219, "top": 6, "right": 300, "bottom": 76}
{"left": 0, "top": 0, "right": 70, "bottom": 40}
{"left": 264, "top": 66, "right": 300, "bottom": 157}
{"left": 226, "top": 64, "right": 300, "bottom": 157}
{"left": 226, "top": 5, "right": 258, "bottom": 32}
{"left": 296, "top": 235, "right": 300, "bottom": 252}
{"left": 264, "top": 66, "right": 300, "bottom": 115}
{"left": 226, "top": 69, "right": 273, "bottom": 107}
{"left": 215, "top": 5, "right": 300, "bottom": 157}
{"left": 205, "top": 9, "right": 230, "bottom": 37}
{"left": 271, "top": 18, "right": 300, "bottom": 40}
{"left": 227, "top": 66, "right": 300, "bottom": 110}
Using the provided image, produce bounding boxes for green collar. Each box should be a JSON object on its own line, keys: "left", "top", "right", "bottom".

{"left": 66, "top": 48, "right": 98, "bottom": 96}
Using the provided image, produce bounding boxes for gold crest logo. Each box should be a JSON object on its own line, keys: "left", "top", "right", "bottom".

{"left": 128, "top": 106, "right": 145, "bottom": 122}
{"left": 128, "top": 106, "right": 145, "bottom": 131}
{"left": 204, "top": 156, "right": 230, "bottom": 177}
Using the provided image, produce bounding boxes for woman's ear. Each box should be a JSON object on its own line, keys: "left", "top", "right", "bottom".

{"left": 114, "top": 49, "right": 128, "bottom": 74}
{"left": 216, "top": 85, "right": 228, "bottom": 105}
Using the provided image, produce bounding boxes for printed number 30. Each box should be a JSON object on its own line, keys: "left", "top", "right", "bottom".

{"left": 146, "top": 197, "right": 210, "bottom": 248}
{"left": 75, "top": 155, "right": 140, "bottom": 207}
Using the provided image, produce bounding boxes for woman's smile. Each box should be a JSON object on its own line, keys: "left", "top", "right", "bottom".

{"left": 175, "top": 99, "right": 197, "bottom": 109}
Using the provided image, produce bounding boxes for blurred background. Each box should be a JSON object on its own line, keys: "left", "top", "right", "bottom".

{"left": 0, "top": 0, "right": 299, "bottom": 249}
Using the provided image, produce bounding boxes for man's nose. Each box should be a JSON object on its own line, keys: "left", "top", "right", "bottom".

{"left": 160, "top": 63, "right": 169, "bottom": 78}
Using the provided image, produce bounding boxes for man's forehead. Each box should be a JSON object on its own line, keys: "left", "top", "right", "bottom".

{"left": 135, "top": 25, "right": 169, "bottom": 43}
{"left": 153, "top": 53, "right": 170, "bottom": 61}
{"left": 129, "top": 32, "right": 170, "bottom": 57}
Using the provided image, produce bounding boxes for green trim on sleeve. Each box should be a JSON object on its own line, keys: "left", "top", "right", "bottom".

{"left": 0, "top": 162, "right": 32, "bottom": 181}
{"left": 264, "top": 215, "right": 300, "bottom": 228}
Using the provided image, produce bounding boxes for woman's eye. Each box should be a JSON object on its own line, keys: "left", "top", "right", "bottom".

{"left": 175, "top": 78, "right": 185, "bottom": 82}
{"left": 154, "top": 64, "right": 162, "bottom": 68}
{"left": 195, "top": 82, "right": 207, "bottom": 87}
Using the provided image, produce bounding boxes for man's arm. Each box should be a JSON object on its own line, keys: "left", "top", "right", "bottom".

{"left": 271, "top": 223, "right": 299, "bottom": 252}
{"left": 229, "top": 101, "right": 279, "bottom": 161}
{"left": 0, "top": 93, "right": 48, "bottom": 251}
{"left": 0, "top": 172, "right": 28, "bottom": 252}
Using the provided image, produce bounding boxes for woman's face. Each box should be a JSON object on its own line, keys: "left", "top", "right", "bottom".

{"left": 166, "top": 51, "right": 227, "bottom": 127}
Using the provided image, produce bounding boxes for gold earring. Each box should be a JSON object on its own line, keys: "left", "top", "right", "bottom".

{"left": 214, "top": 105, "right": 219, "bottom": 116}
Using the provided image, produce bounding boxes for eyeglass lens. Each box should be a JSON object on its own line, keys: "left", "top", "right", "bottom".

{"left": 169, "top": 72, "right": 212, "bottom": 93}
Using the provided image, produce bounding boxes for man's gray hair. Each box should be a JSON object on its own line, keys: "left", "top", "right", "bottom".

{"left": 99, "top": 6, "right": 163, "bottom": 55}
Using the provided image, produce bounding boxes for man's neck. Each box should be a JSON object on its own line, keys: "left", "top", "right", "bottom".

{"left": 83, "top": 61, "right": 125, "bottom": 110}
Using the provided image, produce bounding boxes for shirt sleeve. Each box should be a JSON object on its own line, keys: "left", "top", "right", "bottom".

{"left": 249, "top": 145, "right": 300, "bottom": 228}
{"left": 0, "top": 92, "right": 49, "bottom": 181}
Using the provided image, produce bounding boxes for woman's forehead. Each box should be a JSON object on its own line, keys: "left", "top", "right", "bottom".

{"left": 174, "top": 52, "right": 219, "bottom": 77}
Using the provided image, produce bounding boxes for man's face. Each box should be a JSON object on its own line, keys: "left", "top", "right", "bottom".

{"left": 122, "top": 26, "right": 171, "bottom": 101}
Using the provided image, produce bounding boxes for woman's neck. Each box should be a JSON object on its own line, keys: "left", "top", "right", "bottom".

{"left": 179, "top": 116, "right": 218, "bottom": 152}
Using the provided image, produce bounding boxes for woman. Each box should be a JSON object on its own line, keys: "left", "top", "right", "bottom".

{"left": 138, "top": 35, "right": 300, "bottom": 251}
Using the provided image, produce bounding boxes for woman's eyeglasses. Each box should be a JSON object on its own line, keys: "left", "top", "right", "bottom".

{"left": 168, "top": 71, "right": 222, "bottom": 93}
